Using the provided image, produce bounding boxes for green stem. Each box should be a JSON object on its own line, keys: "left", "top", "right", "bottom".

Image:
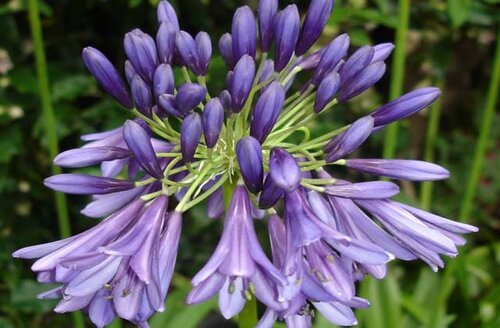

{"left": 420, "top": 78, "right": 444, "bottom": 210}
{"left": 27, "top": 1, "right": 85, "bottom": 327}
{"left": 238, "top": 296, "right": 258, "bottom": 328}
{"left": 382, "top": 0, "right": 410, "bottom": 158}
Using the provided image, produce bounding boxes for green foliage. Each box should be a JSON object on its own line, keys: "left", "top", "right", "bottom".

{"left": 0, "top": 0, "right": 498, "bottom": 327}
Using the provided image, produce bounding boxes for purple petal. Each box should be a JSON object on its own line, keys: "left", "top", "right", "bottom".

{"left": 202, "top": 98, "right": 224, "bottom": 148}
{"left": 157, "top": 0, "right": 179, "bottom": 30}
{"left": 44, "top": 174, "right": 134, "bottom": 195}
{"left": 324, "top": 116, "right": 374, "bottom": 162}
{"left": 312, "top": 34, "right": 350, "bottom": 84}
{"left": 180, "top": 112, "right": 202, "bottom": 162}
{"left": 218, "top": 277, "right": 246, "bottom": 319}
{"left": 232, "top": 6, "right": 257, "bottom": 60}
{"left": 295, "top": 0, "right": 334, "bottom": 56}
{"left": 124, "top": 120, "right": 163, "bottom": 178}
{"left": 124, "top": 29, "right": 158, "bottom": 83}
{"left": 250, "top": 82, "right": 285, "bottom": 143}
{"left": 268, "top": 148, "right": 301, "bottom": 192}
{"left": 274, "top": 5, "right": 300, "bottom": 71}
{"left": 236, "top": 136, "right": 264, "bottom": 193}
{"left": 258, "top": 0, "right": 278, "bottom": 52}
{"left": 229, "top": 55, "right": 256, "bottom": 112}
{"left": 325, "top": 181, "right": 400, "bottom": 199}
{"left": 313, "top": 301, "right": 357, "bottom": 326}
{"left": 54, "top": 147, "right": 130, "bottom": 168}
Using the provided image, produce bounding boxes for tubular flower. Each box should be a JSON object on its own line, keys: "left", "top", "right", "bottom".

{"left": 14, "top": 1, "right": 477, "bottom": 327}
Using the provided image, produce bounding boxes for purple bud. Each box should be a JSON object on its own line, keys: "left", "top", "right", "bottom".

{"left": 82, "top": 47, "right": 133, "bottom": 108}
{"left": 236, "top": 136, "right": 264, "bottom": 193}
{"left": 158, "top": 94, "right": 184, "bottom": 117}
{"left": 259, "top": 175, "right": 285, "bottom": 209}
{"left": 124, "top": 60, "right": 137, "bottom": 86}
{"left": 180, "top": 112, "right": 202, "bottom": 162}
{"left": 219, "top": 90, "right": 232, "bottom": 111}
{"left": 124, "top": 29, "right": 158, "bottom": 83}
{"left": 229, "top": 55, "right": 255, "bottom": 113}
{"left": 371, "top": 88, "right": 441, "bottom": 126}
{"left": 207, "top": 188, "right": 224, "bottom": 219}
{"left": 258, "top": 0, "right": 278, "bottom": 52}
{"left": 337, "top": 62, "right": 386, "bottom": 102}
{"left": 232, "top": 6, "right": 257, "bottom": 60}
{"left": 296, "top": 47, "right": 326, "bottom": 70}
{"left": 312, "top": 34, "right": 350, "bottom": 84}
{"left": 44, "top": 174, "right": 134, "bottom": 195}
{"left": 274, "top": 5, "right": 300, "bottom": 71}
{"left": 269, "top": 148, "right": 301, "bottom": 192}
{"left": 259, "top": 59, "right": 275, "bottom": 84}
{"left": 325, "top": 116, "right": 374, "bottom": 162}
{"left": 196, "top": 32, "right": 212, "bottom": 75}
{"left": 131, "top": 75, "right": 152, "bottom": 115}
{"left": 219, "top": 33, "right": 234, "bottom": 69}
{"left": 325, "top": 181, "right": 400, "bottom": 199}
{"left": 123, "top": 120, "right": 163, "bottom": 179}
{"left": 157, "top": 22, "right": 176, "bottom": 64}
{"left": 175, "top": 31, "right": 201, "bottom": 74}
{"left": 295, "top": 0, "right": 334, "bottom": 56}
{"left": 153, "top": 64, "right": 175, "bottom": 99}
{"left": 314, "top": 71, "right": 340, "bottom": 113}
{"left": 202, "top": 98, "right": 224, "bottom": 148}
{"left": 157, "top": 0, "right": 179, "bottom": 30}
{"left": 345, "top": 159, "right": 450, "bottom": 181}
{"left": 371, "top": 43, "right": 394, "bottom": 63}
{"left": 54, "top": 147, "right": 130, "bottom": 168}
{"left": 338, "top": 45, "right": 374, "bottom": 87}
{"left": 250, "top": 82, "right": 285, "bottom": 143}
{"left": 175, "top": 83, "right": 206, "bottom": 113}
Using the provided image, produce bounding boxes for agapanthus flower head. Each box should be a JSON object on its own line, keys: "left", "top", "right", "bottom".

{"left": 15, "top": 1, "right": 477, "bottom": 327}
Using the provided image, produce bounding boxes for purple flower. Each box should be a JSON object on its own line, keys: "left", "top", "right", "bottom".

{"left": 236, "top": 136, "right": 264, "bottom": 193}
{"left": 219, "top": 33, "right": 234, "bottom": 68}
{"left": 157, "top": 0, "right": 179, "bottom": 30}
{"left": 195, "top": 32, "right": 212, "bottom": 75}
{"left": 258, "top": 0, "right": 278, "bottom": 52}
{"left": 268, "top": 148, "right": 301, "bottom": 192}
{"left": 180, "top": 112, "right": 202, "bottom": 162}
{"left": 123, "top": 120, "right": 164, "bottom": 178}
{"left": 82, "top": 47, "right": 133, "bottom": 108}
{"left": 324, "top": 116, "right": 374, "bottom": 162}
{"left": 124, "top": 29, "right": 158, "bottom": 83}
{"left": 345, "top": 159, "right": 450, "bottom": 181}
{"left": 131, "top": 75, "right": 152, "bottom": 115}
{"left": 314, "top": 71, "right": 340, "bottom": 113}
{"left": 371, "top": 87, "right": 441, "bottom": 126}
{"left": 371, "top": 43, "right": 395, "bottom": 63}
{"left": 156, "top": 21, "right": 176, "bottom": 64}
{"left": 186, "top": 185, "right": 286, "bottom": 319}
{"left": 54, "top": 147, "right": 130, "bottom": 168}
{"left": 175, "top": 83, "right": 206, "bottom": 113}
{"left": 312, "top": 34, "right": 350, "bottom": 84}
{"left": 44, "top": 174, "right": 134, "bottom": 195}
{"left": 202, "top": 98, "right": 224, "bottom": 148}
{"left": 229, "top": 55, "right": 255, "bottom": 113}
{"left": 274, "top": 5, "right": 300, "bottom": 71}
{"left": 231, "top": 6, "right": 257, "bottom": 60}
{"left": 337, "top": 62, "right": 386, "bottom": 101}
{"left": 153, "top": 63, "right": 175, "bottom": 98}
{"left": 295, "top": 0, "right": 334, "bottom": 56}
{"left": 259, "top": 175, "right": 285, "bottom": 209}
{"left": 250, "top": 81, "right": 285, "bottom": 143}
{"left": 325, "top": 181, "right": 400, "bottom": 199}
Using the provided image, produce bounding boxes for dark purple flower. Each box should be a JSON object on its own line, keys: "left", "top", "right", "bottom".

{"left": 158, "top": 94, "right": 183, "bottom": 117}
{"left": 219, "top": 89, "right": 232, "bottom": 111}
{"left": 324, "top": 116, "right": 374, "bottom": 162}
{"left": 123, "top": 120, "right": 164, "bottom": 179}
{"left": 268, "top": 148, "right": 301, "bottom": 192}
{"left": 153, "top": 64, "right": 175, "bottom": 99}
{"left": 175, "top": 83, "right": 206, "bottom": 113}
{"left": 229, "top": 55, "right": 255, "bottom": 113}
{"left": 258, "top": 0, "right": 278, "bottom": 52}
{"left": 54, "top": 147, "right": 130, "bottom": 168}
{"left": 195, "top": 32, "right": 212, "bottom": 75}
{"left": 274, "top": 5, "right": 300, "bottom": 71}
{"left": 314, "top": 71, "right": 340, "bottom": 113}
{"left": 370, "top": 87, "right": 441, "bottom": 127}
{"left": 156, "top": 21, "right": 176, "bottom": 64}
{"left": 180, "top": 112, "right": 202, "bottom": 162}
{"left": 259, "top": 59, "right": 275, "bottom": 84}
{"left": 295, "top": 0, "right": 334, "bottom": 56}
{"left": 312, "top": 34, "right": 350, "bottom": 84}
{"left": 345, "top": 159, "right": 450, "bottom": 181}
{"left": 236, "top": 136, "right": 264, "bottom": 193}
{"left": 250, "top": 81, "right": 285, "bottom": 143}
{"left": 186, "top": 185, "right": 286, "bottom": 318}
{"left": 124, "top": 29, "right": 158, "bottom": 83}
{"left": 44, "top": 174, "right": 134, "bottom": 195}
{"left": 207, "top": 188, "right": 224, "bottom": 219}
{"left": 337, "top": 62, "right": 386, "bottom": 101}
{"left": 259, "top": 175, "right": 285, "bottom": 209}
{"left": 231, "top": 6, "right": 257, "bottom": 60}
{"left": 202, "top": 98, "right": 224, "bottom": 148}
{"left": 175, "top": 31, "right": 201, "bottom": 74}
{"left": 82, "top": 47, "right": 133, "bottom": 108}
{"left": 131, "top": 75, "right": 152, "bottom": 115}
{"left": 219, "top": 33, "right": 234, "bottom": 69}
{"left": 124, "top": 60, "right": 137, "bottom": 86}
{"left": 338, "top": 45, "right": 374, "bottom": 87}
{"left": 157, "top": 0, "right": 179, "bottom": 30}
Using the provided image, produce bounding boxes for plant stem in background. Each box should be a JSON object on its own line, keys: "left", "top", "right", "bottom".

{"left": 420, "top": 78, "right": 444, "bottom": 210}
{"left": 27, "top": 0, "right": 84, "bottom": 327}
{"left": 382, "top": 0, "right": 410, "bottom": 158}
{"left": 428, "top": 28, "right": 500, "bottom": 328}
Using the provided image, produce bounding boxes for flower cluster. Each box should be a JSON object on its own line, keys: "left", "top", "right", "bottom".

{"left": 14, "top": 1, "right": 477, "bottom": 327}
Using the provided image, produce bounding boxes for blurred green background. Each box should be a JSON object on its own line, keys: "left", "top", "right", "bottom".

{"left": 0, "top": 0, "right": 498, "bottom": 327}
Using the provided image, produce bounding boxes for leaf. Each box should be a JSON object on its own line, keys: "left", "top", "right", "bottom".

{"left": 447, "top": 0, "right": 472, "bottom": 28}
{"left": 51, "top": 74, "right": 95, "bottom": 102}
{"left": 9, "top": 280, "right": 58, "bottom": 313}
